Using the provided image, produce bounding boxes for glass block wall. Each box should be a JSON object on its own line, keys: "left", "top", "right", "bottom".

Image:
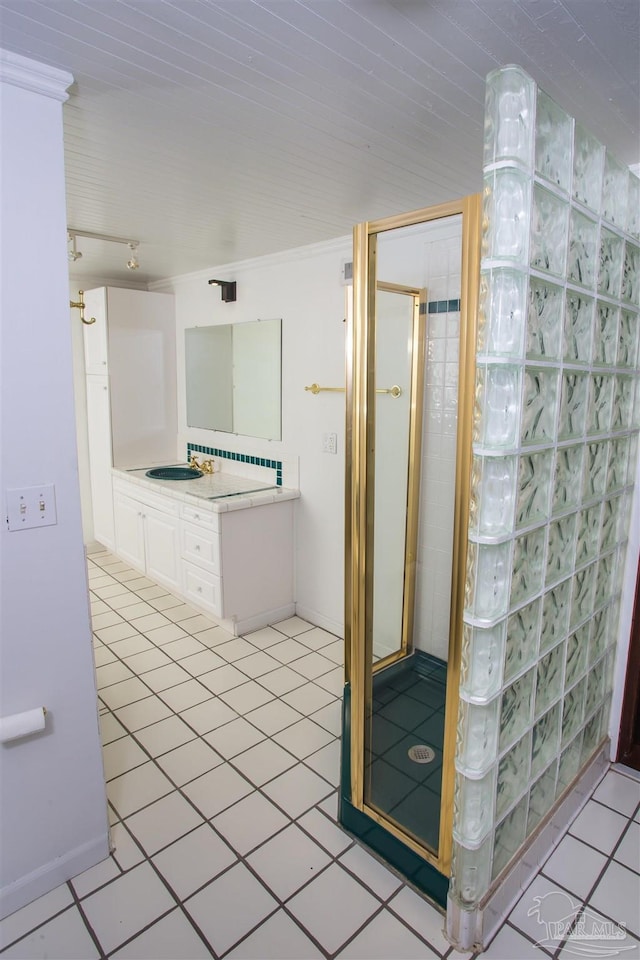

{"left": 450, "top": 65, "right": 640, "bottom": 909}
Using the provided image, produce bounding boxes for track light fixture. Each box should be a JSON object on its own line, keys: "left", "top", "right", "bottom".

{"left": 208, "top": 278, "right": 237, "bottom": 302}
{"left": 67, "top": 229, "right": 141, "bottom": 271}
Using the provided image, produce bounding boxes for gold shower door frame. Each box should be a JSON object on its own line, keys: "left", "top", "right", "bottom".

{"left": 345, "top": 195, "right": 481, "bottom": 876}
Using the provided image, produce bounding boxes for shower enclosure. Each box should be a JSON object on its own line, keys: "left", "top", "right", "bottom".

{"left": 340, "top": 197, "right": 481, "bottom": 905}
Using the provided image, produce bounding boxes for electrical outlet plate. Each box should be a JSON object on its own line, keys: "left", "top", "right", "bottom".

{"left": 6, "top": 484, "right": 57, "bottom": 531}
{"left": 322, "top": 432, "right": 338, "bottom": 454}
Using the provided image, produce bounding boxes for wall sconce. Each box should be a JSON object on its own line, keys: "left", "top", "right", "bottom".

{"left": 67, "top": 228, "right": 141, "bottom": 271}
{"left": 208, "top": 278, "right": 237, "bottom": 302}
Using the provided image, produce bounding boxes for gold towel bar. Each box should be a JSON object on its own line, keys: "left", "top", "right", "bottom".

{"left": 305, "top": 383, "right": 402, "bottom": 398}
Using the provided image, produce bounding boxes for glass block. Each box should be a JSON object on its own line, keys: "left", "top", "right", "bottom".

{"left": 563, "top": 291, "right": 594, "bottom": 363}
{"left": 572, "top": 123, "right": 604, "bottom": 212}
{"left": 588, "top": 605, "right": 610, "bottom": 666}
{"left": 530, "top": 184, "right": 569, "bottom": 277}
{"left": 535, "top": 90, "right": 572, "bottom": 191}
{"left": 482, "top": 169, "right": 531, "bottom": 263}
{"left": 516, "top": 450, "right": 552, "bottom": 528}
{"left": 478, "top": 267, "right": 528, "bottom": 358}
{"left": 597, "top": 228, "right": 624, "bottom": 299}
{"left": 521, "top": 367, "right": 559, "bottom": 445}
{"left": 587, "top": 374, "right": 614, "bottom": 435}
{"left": 570, "top": 563, "right": 597, "bottom": 629}
{"left": 484, "top": 65, "right": 536, "bottom": 168}
{"left": 546, "top": 513, "right": 577, "bottom": 585}
{"left": 473, "top": 364, "right": 522, "bottom": 450}
{"left": 540, "top": 579, "right": 572, "bottom": 654}
{"left": 561, "top": 676, "right": 586, "bottom": 746}
{"left": 531, "top": 703, "right": 561, "bottom": 778}
{"left": 622, "top": 242, "right": 640, "bottom": 307}
{"left": 607, "top": 437, "right": 630, "bottom": 493}
{"left": 456, "top": 698, "right": 501, "bottom": 776}
{"left": 627, "top": 433, "right": 639, "bottom": 484}
{"left": 510, "top": 527, "right": 545, "bottom": 608}
{"left": 600, "top": 495, "right": 621, "bottom": 552}
{"left": 628, "top": 171, "right": 640, "bottom": 239}
{"left": 464, "top": 540, "right": 512, "bottom": 622}
{"left": 617, "top": 491, "right": 634, "bottom": 543}
{"left": 527, "top": 761, "right": 558, "bottom": 834}
{"left": 568, "top": 209, "right": 598, "bottom": 289}
{"left": 582, "top": 441, "right": 608, "bottom": 502}
{"left": 610, "top": 379, "right": 635, "bottom": 440}
{"left": 535, "top": 645, "right": 564, "bottom": 719}
{"left": 592, "top": 301, "right": 619, "bottom": 367}
{"left": 586, "top": 660, "right": 605, "bottom": 716}
{"left": 492, "top": 795, "right": 528, "bottom": 880}
{"left": 565, "top": 624, "right": 589, "bottom": 689}
{"left": 552, "top": 445, "right": 584, "bottom": 515}
{"left": 469, "top": 455, "right": 517, "bottom": 538}
{"left": 604, "top": 646, "right": 616, "bottom": 694}
{"left": 581, "top": 708, "right": 604, "bottom": 765}
{"left": 450, "top": 836, "right": 493, "bottom": 907}
{"left": 460, "top": 621, "right": 506, "bottom": 703}
{"left": 599, "top": 694, "right": 612, "bottom": 741}
{"left": 556, "top": 731, "right": 583, "bottom": 797}
{"left": 558, "top": 372, "right": 589, "bottom": 440}
{"left": 454, "top": 768, "right": 496, "bottom": 847}
{"left": 505, "top": 599, "right": 541, "bottom": 682}
{"left": 526, "top": 277, "right": 564, "bottom": 359}
{"left": 594, "top": 551, "right": 616, "bottom": 609}
{"left": 496, "top": 731, "right": 531, "bottom": 818}
{"left": 601, "top": 152, "right": 629, "bottom": 227}
{"left": 576, "top": 505, "right": 601, "bottom": 565}
{"left": 499, "top": 668, "right": 535, "bottom": 751}
{"left": 617, "top": 310, "right": 640, "bottom": 368}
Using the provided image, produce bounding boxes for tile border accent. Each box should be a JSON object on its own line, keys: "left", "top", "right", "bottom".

{"left": 187, "top": 443, "right": 283, "bottom": 486}
{"left": 427, "top": 298, "right": 461, "bottom": 314}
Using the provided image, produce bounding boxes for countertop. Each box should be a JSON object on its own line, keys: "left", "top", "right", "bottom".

{"left": 112, "top": 466, "right": 299, "bottom": 513}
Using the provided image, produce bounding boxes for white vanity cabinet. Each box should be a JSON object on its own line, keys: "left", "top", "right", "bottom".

{"left": 112, "top": 483, "right": 181, "bottom": 592}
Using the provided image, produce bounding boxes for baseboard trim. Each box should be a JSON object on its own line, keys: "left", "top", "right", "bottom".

{"left": 294, "top": 604, "right": 343, "bottom": 639}
{"left": 0, "top": 833, "right": 110, "bottom": 921}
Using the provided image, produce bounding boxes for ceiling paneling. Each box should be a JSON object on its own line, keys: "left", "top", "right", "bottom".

{"left": 0, "top": 0, "right": 637, "bottom": 284}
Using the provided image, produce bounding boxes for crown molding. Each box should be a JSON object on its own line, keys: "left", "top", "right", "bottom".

{"left": 0, "top": 49, "right": 73, "bottom": 102}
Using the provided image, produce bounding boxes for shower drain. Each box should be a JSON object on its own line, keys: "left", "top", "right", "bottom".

{"left": 407, "top": 744, "right": 436, "bottom": 764}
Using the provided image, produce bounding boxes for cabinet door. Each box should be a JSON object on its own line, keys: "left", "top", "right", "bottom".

{"left": 143, "top": 503, "right": 181, "bottom": 592}
{"left": 86, "top": 375, "right": 114, "bottom": 549}
{"left": 82, "top": 288, "right": 109, "bottom": 374}
{"left": 113, "top": 493, "right": 145, "bottom": 572}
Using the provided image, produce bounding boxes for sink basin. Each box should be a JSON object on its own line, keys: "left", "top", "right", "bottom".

{"left": 145, "top": 466, "right": 203, "bottom": 480}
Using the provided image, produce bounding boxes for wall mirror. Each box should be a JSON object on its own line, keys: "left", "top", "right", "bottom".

{"left": 185, "top": 318, "right": 282, "bottom": 440}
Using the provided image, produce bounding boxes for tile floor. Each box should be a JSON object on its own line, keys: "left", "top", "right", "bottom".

{"left": 1, "top": 547, "right": 638, "bottom": 959}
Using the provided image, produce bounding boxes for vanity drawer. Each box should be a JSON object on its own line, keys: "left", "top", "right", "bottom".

{"left": 181, "top": 503, "right": 219, "bottom": 533}
{"left": 183, "top": 562, "right": 222, "bottom": 616}
{"left": 181, "top": 521, "right": 220, "bottom": 575}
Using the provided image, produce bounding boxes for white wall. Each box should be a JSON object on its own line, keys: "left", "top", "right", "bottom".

{"left": 0, "top": 52, "right": 109, "bottom": 919}
{"left": 154, "top": 238, "right": 351, "bottom": 636}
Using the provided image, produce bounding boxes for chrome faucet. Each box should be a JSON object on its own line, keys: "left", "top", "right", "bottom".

{"left": 189, "top": 453, "right": 214, "bottom": 474}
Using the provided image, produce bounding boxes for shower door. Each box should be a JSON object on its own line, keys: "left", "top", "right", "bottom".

{"left": 344, "top": 196, "right": 481, "bottom": 883}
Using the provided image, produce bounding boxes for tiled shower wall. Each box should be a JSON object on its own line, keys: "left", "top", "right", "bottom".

{"left": 450, "top": 66, "right": 640, "bottom": 909}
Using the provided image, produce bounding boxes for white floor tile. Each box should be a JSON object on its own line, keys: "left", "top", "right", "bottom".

{"left": 614, "top": 820, "right": 640, "bottom": 873}
{"left": 110, "top": 635, "right": 155, "bottom": 658}
{"left": 193, "top": 624, "right": 235, "bottom": 647}
{"left": 164, "top": 603, "right": 202, "bottom": 623}
{"left": 558, "top": 904, "right": 640, "bottom": 959}
{"left": 569, "top": 798, "right": 629, "bottom": 854}
{"left": 542, "top": 834, "right": 607, "bottom": 900}
{"left": 113, "top": 696, "right": 172, "bottom": 731}
{"left": 93, "top": 645, "right": 117, "bottom": 667}
{"left": 482, "top": 923, "right": 553, "bottom": 959}
{"left": 313, "top": 666, "right": 345, "bottom": 697}
{"left": 273, "top": 718, "right": 335, "bottom": 759}
{"left": 321, "top": 640, "right": 345, "bottom": 665}
{"left": 226, "top": 909, "right": 324, "bottom": 959}
{"left": 109, "top": 592, "right": 151, "bottom": 611}
{"left": 272, "top": 616, "right": 316, "bottom": 638}
{"left": 160, "top": 636, "right": 207, "bottom": 660}
{"left": 0, "top": 886, "right": 73, "bottom": 950}
{"left": 236, "top": 650, "right": 282, "bottom": 678}
{"left": 156, "top": 737, "right": 223, "bottom": 785}
{"left": 184, "top": 862, "right": 277, "bottom": 956}
{"left": 507, "top": 874, "right": 581, "bottom": 950}
{"left": 107, "top": 762, "right": 175, "bottom": 819}
{"left": 176, "top": 613, "right": 217, "bottom": 634}
{"left": 135, "top": 584, "right": 170, "bottom": 601}
{"left": 136, "top": 662, "right": 192, "bottom": 693}
{"left": 287, "top": 862, "right": 380, "bottom": 955}
{"left": 262, "top": 762, "right": 335, "bottom": 819}
{"left": 281, "top": 682, "right": 336, "bottom": 715}
{"left": 99, "top": 712, "right": 128, "bottom": 745}
{"left": 148, "top": 594, "right": 185, "bottom": 612}
{"left": 297, "top": 808, "right": 353, "bottom": 856}
{"left": 203, "top": 717, "right": 266, "bottom": 758}
{"left": 214, "top": 637, "right": 258, "bottom": 662}
{"left": 95, "top": 661, "right": 135, "bottom": 689}
{"left": 157, "top": 679, "right": 212, "bottom": 712}
{"left": 99, "top": 677, "right": 155, "bottom": 710}
{"left": 0, "top": 907, "right": 99, "bottom": 959}
{"left": 296, "top": 626, "right": 337, "bottom": 650}
{"left": 231, "top": 738, "right": 297, "bottom": 786}
{"left": 304, "top": 739, "right": 341, "bottom": 786}
{"left": 181, "top": 697, "right": 237, "bottom": 734}
{"left": 102, "top": 738, "right": 149, "bottom": 780}
{"left": 247, "top": 823, "right": 331, "bottom": 900}
{"left": 178, "top": 649, "right": 225, "bottom": 676}
{"left": 592, "top": 770, "right": 640, "bottom": 817}
{"left": 81, "top": 861, "right": 175, "bottom": 954}
{"left": 219, "top": 680, "right": 276, "bottom": 713}
{"left": 152, "top": 824, "right": 237, "bottom": 900}
{"left": 268, "top": 638, "right": 312, "bottom": 664}
{"left": 589, "top": 860, "right": 640, "bottom": 938}
{"left": 143, "top": 623, "right": 189, "bottom": 645}
{"left": 243, "top": 626, "right": 285, "bottom": 649}
{"left": 123, "top": 648, "right": 173, "bottom": 675}
{"left": 337, "top": 908, "right": 438, "bottom": 959}
{"left": 310, "top": 699, "right": 342, "bottom": 735}
{"left": 258, "top": 665, "right": 308, "bottom": 695}
{"left": 121, "top": 603, "right": 160, "bottom": 622}
{"left": 387, "top": 884, "right": 450, "bottom": 956}
{"left": 136, "top": 613, "right": 176, "bottom": 633}
{"left": 110, "top": 822, "right": 146, "bottom": 871}
{"left": 71, "top": 854, "right": 121, "bottom": 899}
{"left": 125, "top": 792, "right": 203, "bottom": 856}
{"left": 213, "top": 791, "right": 289, "bottom": 855}
{"left": 92, "top": 610, "right": 124, "bottom": 629}
{"left": 95, "top": 622, "right": 139, "bottom": 644}
{"left": 339, "top": 845, "right": 403, "bottom": 901}
{"left": 198, "top": 663, "right": 248, "bottom": 695}
{"left": 245, "top": 699, "right": 303, "bottom": 735}
{"left": 134, "top": 715, "right": 196, "bottom": 757}
{"left": 110, "top": 908, "right": 212, "bottom": 959}
{"left": 289, "top": 651, "right": 336, "bottom": 681}
{"left": 182, "top": 764, "right": 253, "bottom": 818}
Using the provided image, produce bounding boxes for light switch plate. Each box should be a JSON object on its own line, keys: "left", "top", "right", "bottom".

{"left": 6, "top": 484, "right": 57, "bottom": 531}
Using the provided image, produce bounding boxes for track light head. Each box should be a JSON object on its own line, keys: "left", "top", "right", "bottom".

{"left": 126, "top": 243, "right": 140, "bottom": 270}
{"left": 208, "top": 278, "right": 237, "bottom": 302}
